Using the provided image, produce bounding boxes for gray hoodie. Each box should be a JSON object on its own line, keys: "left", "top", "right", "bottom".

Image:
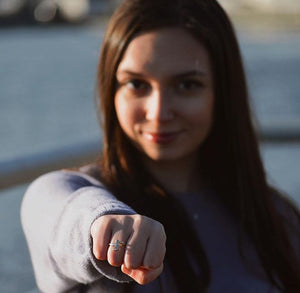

{"left": 21, "top": 169, "right": 297, "bottom": 292}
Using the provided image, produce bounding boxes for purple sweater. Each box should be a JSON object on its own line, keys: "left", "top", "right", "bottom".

{"left": 21, "top": 170, "right": 298, "bottom": 292}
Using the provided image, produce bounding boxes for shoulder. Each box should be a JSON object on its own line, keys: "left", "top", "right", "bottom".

{"left": 271, "top": 190, "right": 300, "bottom": 257}
{"left": 26, "top": 167, "right": 103, "bottom": 194}
{"left": 272, "top": 190, "right": 300, "bottom": 227}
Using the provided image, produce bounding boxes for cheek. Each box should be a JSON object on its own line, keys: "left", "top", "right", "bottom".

{"left": 114, "top": 95, "right": 144, "bottom": 134}
{"left": 186, "top": 96, "right": 214, "bottom": 128}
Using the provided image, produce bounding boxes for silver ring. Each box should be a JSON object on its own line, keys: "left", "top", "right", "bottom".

{"left": 109, "top": 239, "right": 126, "bottom": 251}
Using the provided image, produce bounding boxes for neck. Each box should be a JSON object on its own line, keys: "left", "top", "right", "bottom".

{"left": 142, "top": 154, "right": 203, "bottom": 194}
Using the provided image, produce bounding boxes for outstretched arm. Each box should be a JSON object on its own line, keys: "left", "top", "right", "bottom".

{"left": 21, "top": 170, "right": 137, "bottom": 292}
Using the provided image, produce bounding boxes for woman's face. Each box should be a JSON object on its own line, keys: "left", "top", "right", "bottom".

{"left": 114, "top": 27, "right": 214, "bottom": 164}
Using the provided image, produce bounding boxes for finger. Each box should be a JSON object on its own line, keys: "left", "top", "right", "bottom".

{"left": 90, "top": 217, "right": 112, "bottom": 260}
{"left": 142, "top": 224, "right": 166, "bottom": 269}
{"left": 124, "top": 229, "right": 148, "bottom": 269}
{"left": 121, "top": 263, "right": 164, "bottom": 285}
{"left": 107, "top": 232, "right": 129, "bottom": 267}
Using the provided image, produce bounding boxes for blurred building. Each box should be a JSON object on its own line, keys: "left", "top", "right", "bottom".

{"left": 0, "top": 0, "right": 119, "bottom": 24}
{"left": 220, "top": 0, "right": 300, "bottom": 14}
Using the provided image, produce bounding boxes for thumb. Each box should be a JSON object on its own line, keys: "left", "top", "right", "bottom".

{"left": 121, "top": 264, "right": 164, "bottom": 285}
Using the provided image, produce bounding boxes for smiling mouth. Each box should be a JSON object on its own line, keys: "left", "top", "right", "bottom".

{"left": 143, "top": 131, "right": 181, "bottom": 144}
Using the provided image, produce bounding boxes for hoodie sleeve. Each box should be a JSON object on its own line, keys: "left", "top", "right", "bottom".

{"left": 21, "top": 170, "right": 135, "bottom": 292}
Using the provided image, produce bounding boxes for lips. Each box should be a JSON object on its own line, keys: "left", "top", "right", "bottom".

{"left": 143, "top": 131, "right": 181, "bottom": 144}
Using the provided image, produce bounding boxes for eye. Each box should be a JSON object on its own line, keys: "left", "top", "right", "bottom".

{"left": 177, "top": 79, "right": 203, "bottom": 92}
{"left": 126, "top": 79, "right": 149, "bottom": 92}
{"left": 117, "top": 79, "right": 151, "bottom": 97}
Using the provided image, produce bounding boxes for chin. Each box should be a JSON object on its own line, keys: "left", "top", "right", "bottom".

{"left": 144, "top": 151, "right": 182, "bottom": 163}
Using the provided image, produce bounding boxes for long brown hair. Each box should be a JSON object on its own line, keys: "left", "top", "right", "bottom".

{"left": 95, "top": 0, "right": 300, "bottom": 291}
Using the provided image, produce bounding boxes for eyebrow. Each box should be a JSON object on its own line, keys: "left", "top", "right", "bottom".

{"left": 173, "top": 70, "right": 207, "bottom": 78}
{"left": 116, "top": 69, "right": 207, "bottom": 78}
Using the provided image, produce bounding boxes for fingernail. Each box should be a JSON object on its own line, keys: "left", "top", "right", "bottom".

{"left": 122, "top": 265, "right": 132, "bottom": 275}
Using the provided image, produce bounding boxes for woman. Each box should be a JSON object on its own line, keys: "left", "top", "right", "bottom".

{"left": 21, "top": 0, "right": 300, "bottom": 292}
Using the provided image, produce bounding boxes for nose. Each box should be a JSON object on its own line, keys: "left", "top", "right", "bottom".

{"left": 145, "top": 88, "right": 174, "bottom": 122}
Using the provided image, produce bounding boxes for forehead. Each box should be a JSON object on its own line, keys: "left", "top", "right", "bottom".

{"left": 117, "top": 27, "right": 212, "bottom": 77}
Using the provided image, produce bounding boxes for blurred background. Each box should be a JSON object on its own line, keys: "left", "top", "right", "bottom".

{"left": 0, "top": 0, "right": 299, "bottom": 292}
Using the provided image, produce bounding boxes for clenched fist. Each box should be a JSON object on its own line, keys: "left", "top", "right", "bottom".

{"left": 90, "top": 214, "right": 166, "bottom": 285}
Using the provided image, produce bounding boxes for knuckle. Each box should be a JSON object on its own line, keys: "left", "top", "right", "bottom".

{"left": 132, "top": 214, "right": 147, "bottom": 232}
{"left": 153, "top": 221, "right": 166, "bottom": 243}
{"left": 144, "top": 254, "right": 162, "bottom": 269}
{"left": 92, "top": 240, "right": 107, "bottom": 260}
{"left": 162, "top": 243, "right": 166, "bottom": 256}
{"left": 93, "top": 247, "right": 101, "bottom": 260}
{"left": 107, "top": 258, "right": 115, "bottom": 266}
{"left": 90, "top": 221, "right": 99, "bottom": 238}
{"left": 100, "top": 215, "right": 113, "bottom": 228}
{"left": 134, "top": 214, "right": 143, "bottom": 226}
{"left": 130, "top": 260, "right": 140, "bottom": 270}
{"left": 125, "top": 252, "right": 140, "bottom": 269}
{"left": 108, "top": 254, "right": 122, "bottom": 267}
{"left": 158, "top": 222, "right": 166, "bottom": 237}
{"left": 91, "top": 216, "right": 110, "bottom": 236}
